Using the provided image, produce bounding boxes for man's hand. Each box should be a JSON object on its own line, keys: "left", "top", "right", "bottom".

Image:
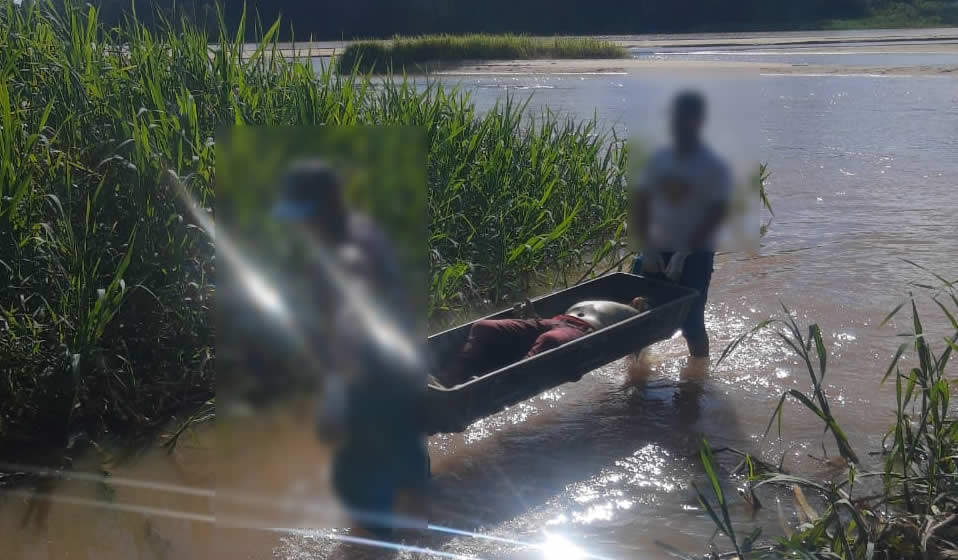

{"left": 630, "top": 297, "right": 651, "bottom": 313}
{"left": 640, "top": 250, "right": 667, "bottom": 275}
{"left": 664, "top": 252, "right": 690, "bottom": 282}
{"left": 522, "top": 298, "right": 541, "bottom": 319}
{"left": 515, "top": 298, "right": 539, "bottom": 319}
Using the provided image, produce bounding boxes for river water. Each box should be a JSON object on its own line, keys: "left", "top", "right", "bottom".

{"left": 5, "top": 31, "right": 958, "bottom": 560}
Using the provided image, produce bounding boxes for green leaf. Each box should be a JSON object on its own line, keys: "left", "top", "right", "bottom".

{"left": 754, "top": 474, "right": 829, "bottom": 495}
{"left": 716, "top": 318, "right": 774, "bottom": 369}
{"left": 809, "top": 323, "right": 827, "bottom": 380}
{"left": 762, "top": 392, "right": 789, "bottom": 439}
{"left": 901, "top": 258, "right": 954, "bottom": 289}
{"left": 788, "top": 390, "right": 826, "bottom": 422}
{"left": 932, "top": 297, "right": 958, "bottom": 331}
{"left": 882, "top": 341, "right": 910, "bottom": 384}
{"left": 700, "top": 440, "right": 725, "bottom": 506}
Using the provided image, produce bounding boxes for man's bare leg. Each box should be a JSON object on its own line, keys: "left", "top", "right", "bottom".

{"left": 625, "top": 348, "right": 654, "bottom": 386}
{"left": 683, "top": 334, "right": 710, "bottom": 383}
{"left": 677, "top": 339, "right": 708, "bottom": 424}
{"left": 687, "top": 334, "right": 709, "bottom": 362}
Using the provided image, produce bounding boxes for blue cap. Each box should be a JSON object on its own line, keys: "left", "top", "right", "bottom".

{"left": 271, "top": 158, "right": 342, "bottom": 221}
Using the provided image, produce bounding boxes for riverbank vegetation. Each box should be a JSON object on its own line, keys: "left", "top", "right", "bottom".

{"left": 0, "top": 0, "right": 638, "bottom": 463}
{"left": 694, "top": 272, "right": 958, "bottom": 558}
{"left": 336, "top": 34, "right": 627, "bottom": 74}
{"left": 825, "top": 1, "right": 958, "bottom": 29}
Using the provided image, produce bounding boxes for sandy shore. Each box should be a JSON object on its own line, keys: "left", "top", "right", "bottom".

{"left": 427, "top": 57, "right": 958, "bottom": 77}
{"left": 600, "top": 28, "right": 958, "bottom": 49}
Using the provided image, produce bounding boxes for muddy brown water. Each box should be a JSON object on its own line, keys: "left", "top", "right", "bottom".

{"left": 4, "top": 31, "right": 958, "bottom": 560}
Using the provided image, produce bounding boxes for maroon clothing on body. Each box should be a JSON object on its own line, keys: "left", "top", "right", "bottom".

{"left": 452, "top": 314, "right": 594, "bottom": 380}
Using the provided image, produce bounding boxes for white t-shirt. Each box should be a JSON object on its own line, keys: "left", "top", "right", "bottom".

{"left": 632, "top": 144, "right": 732, "bottom": 252}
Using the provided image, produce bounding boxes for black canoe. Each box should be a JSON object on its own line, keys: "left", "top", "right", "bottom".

{"left": 422, "top": 272, "right": 699, "bottom": 435}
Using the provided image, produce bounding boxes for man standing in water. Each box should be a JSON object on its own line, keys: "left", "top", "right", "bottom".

{"left": 629, "top": 90, "right": 732, "bottom": 366}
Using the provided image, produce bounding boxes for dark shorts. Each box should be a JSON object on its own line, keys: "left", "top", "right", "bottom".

{"left": 631, "top": 251, "right": 714, "bottom": 347}
{"left": 332, "top": 435, "right": 429, "bottom": 535}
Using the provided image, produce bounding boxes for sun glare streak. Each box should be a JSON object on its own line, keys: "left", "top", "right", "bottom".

{"left": 305, "top": 235, "right": 424, "bottom": 372}
{"left": 3, "top": 488, "right": 476, "bottom": 560}
{"left": 241, "top": 265, "right": 285, "bottom": 316}
{"left": 169, "top": 169, "right": 423, "bottom": 379}
{"left": 219, "top": 228, "right": 292, "bottom": 326}
{"left": 0, "top": 460, "right": 428, "bottom": 531}
{"left": 0, "top": 461, "right": 213, "bottom": 497}
{"left": 429, "top": 525, "right": 614, "bottom": 560}
{"left": 3, "top": 479, "right": 614, "bottom": 560}
{"left": 427, "top": 524, "right": 533, "bottom": 547}
{"left": 167, "top": 170, "right": 292, "bottom": 325}
{"left": 2, "top": 489, "right": 216, "bottom": 523}
{"left": 540, "top": 533, "right": 587, "bottom": 560}
{"left": 263, "top": 527, "right": 487, "bottom": 560}
{"left": 2, "top": 464, "right": 559, "bottom": 552}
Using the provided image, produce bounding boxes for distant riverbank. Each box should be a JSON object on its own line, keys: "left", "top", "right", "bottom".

{"left": 238, "top": 27, "right": 958, "bottom": 62}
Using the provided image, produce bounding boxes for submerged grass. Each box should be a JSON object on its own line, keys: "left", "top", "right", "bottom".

{"left": 336, "top": 33, "right": 628, "bottom": 74}
{"left": 695, "top": 266, "right": 958, "bottom": 559}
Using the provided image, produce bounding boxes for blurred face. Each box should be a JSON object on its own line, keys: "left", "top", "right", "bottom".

{"left": 305, "top": 189, "right": 348, "bottom": 243}
{"left": 671, "top": 109, "right": 703, "bottom": 148}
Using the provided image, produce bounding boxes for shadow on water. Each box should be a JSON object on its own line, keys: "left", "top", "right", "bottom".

{"left": 315, "top": 359, "right": 747, "bottom": 559}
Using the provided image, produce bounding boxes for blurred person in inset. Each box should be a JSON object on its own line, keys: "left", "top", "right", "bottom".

{"left": 272, "top": 159, "right": 410, "bottom": 316}
{"left": 629, "top": 90, "right": 731, "bottom": 370}
{"left": 272, "top": 158, "right": 429, "bottom": 536}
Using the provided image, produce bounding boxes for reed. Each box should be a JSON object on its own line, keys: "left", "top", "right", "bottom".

{"left": 337, "top": 33, "right": 628, "bottom": 74}
{"left": 694, "top": 264, "right": 958, "bottom": 559}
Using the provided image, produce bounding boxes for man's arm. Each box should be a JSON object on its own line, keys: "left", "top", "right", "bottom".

{"left": 629, "top": 189, "right": 651, "bottom": 247}
{"left": 604, "top": 301, "right": 644, "bottom": 316}
{"left": 630, "top": 176, "right": 668, "bottom": 276}
{"left": 628, "top": 151, "right": 662, "bottom": 248}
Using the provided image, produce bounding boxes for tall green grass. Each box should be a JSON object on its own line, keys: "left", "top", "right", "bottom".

{"left": 695, "top": 266, "right": 958, "bottom": 558}
{"left": 337, "top": 34, "right": 628, "bottom": 74}
{"left": 0, "top": 0, "right": 217, "bottom": 453}
{"left": 0, "top": 1, "right": 635, "bottom": 454}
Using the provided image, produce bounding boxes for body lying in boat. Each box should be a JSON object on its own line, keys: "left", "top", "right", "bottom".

{"left": 440, "top": 296, "right": 652, "bottom": 385}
